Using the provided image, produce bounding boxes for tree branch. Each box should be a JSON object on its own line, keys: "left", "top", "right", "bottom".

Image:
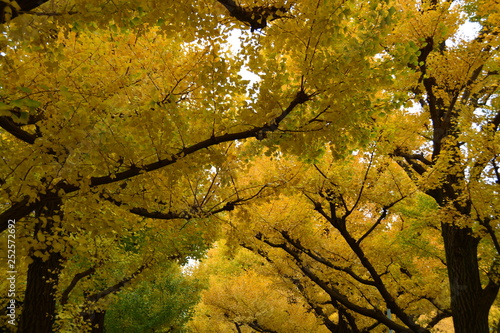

{"left": 0, "top": 91, "right": 311, "bottom": 233}
{"left": 425, "top": 310, "right": 452, "bottom": 329}
{"left": 1, "top": 0, "right": 49, "bottom": 23}
{"left": 102, "top": 184, "right": 268, "bottom": 220}
{"left": 481, "top": 216, "right": 500, "bottom": 255}
{"left": 475, "top": 258, "right": 500, "bottom": 324}
{"left": 85, "top": 262, "right": 150, "bottom": 304}
{"left": 247, "top": 320, "right": 279, "bottom": 333}
{"left": 61, "top": 266, "right": 97, "bottom": 306}
{"left": 75, "top": 90, "right": 309, "bottom": 191}
{"left": 216, "top": 0, "right": 289, "bottom": 32}
{"left": 259, "top": 235, "right": 416, "bottom": 333}
{"left": 0, "top": 116, "right": 37, "bottom": 144}
{"left": 307, "top": 196, "right": 427, "bottom": 332}
{"left": 279, "top": 230, "right": 377, "bottom": 287}
{"left": 392, "top": 149, "right": 431, "bottom": 175}
{"left": 349, "top": 151, "right": 375, "bottom": 214}
{"left": 357, "top": 197, "right": 406, "bottom": 245}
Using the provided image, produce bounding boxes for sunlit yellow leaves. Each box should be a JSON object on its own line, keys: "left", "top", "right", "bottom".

{"left": 198, "top": 146, "right": 450, "bottom": 330}
{"left": 1, "top": 0, "right": 499, "bottom": 331}
{"left": 474, "top": 0, "right": 500, "bottom": 37}
{"left": 189, "top": 243, "right": 330, "bottom": 333}
{"left": 0, "top": 21, "right": 251, "bottom": 208}
{"left": 390, "top": 0, "right": 462, "bottom": 45}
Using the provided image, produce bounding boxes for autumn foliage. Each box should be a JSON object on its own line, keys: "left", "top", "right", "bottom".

{"left": 0, "top": 0, "right": 499, "bottom": 332}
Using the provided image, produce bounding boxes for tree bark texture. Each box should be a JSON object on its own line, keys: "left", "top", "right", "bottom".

{"left": 441, "top": 223, "right": 490, "bottom": 333}
{"left": 18, "top": 197, "right": 64, "bottom": 333}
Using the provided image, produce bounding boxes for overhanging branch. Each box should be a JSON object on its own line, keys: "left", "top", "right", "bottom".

{"left": 0, "top": 0, "right": 49, "bottom": 23}
{"left": 216, "top": 0, "right": 289, "bottom": 31}
{"left": 85, "top": 262, "right": 150, "bottom": 304}
{"left": 61, "top": 266, "right": 98, "bottom": 306}
{"left": 357, "top": 196, "right": 406, "bottom": 245}
{"left": 0, "top": 90, "right": 311, "bottom": 233}
{"left": 258, "top": 234, "right": 415, "bottom": 333}
{"left": 0, "top": 116, "right": 37, "bottom": 144}
{"left": 102, "top": 184, "right": 269, "bottom": 220}
{"left": 279, "top": 230, "right": 377, "bottom": 287}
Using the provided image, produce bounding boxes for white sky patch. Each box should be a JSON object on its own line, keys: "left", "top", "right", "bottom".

{"left": 239, "top": 66, "right": 261, "bottom": 85}
{"left": 457, "top": 21, "right": 482, "bottom": 41}
{"left": 226, "top": 29, "right": 243, "bottom": 54}
{"left": 226, "top": 29, "right": 261, "bottom": 86}
{"left": 446, "top": 19, "right": 482, "bottom": 48}
{"left": 181, "top": 257, "right": 200, "bottom": 275}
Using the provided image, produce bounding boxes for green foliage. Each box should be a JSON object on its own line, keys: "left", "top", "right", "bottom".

{"left": 105, "top": 263, "right": 201, "bottom": 333}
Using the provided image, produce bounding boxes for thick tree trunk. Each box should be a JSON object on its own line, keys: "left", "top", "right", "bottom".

{"left": 441, "top": 223, "right": 489, "bottom": 333}
{"left": 82, "top": 310, "right": 106, "bottom": 333}
{"left": 18, "top": 249, "right": 63, "bottom": 332}
{"left": 18, "top": 197, "right": 64, "bottom": 333}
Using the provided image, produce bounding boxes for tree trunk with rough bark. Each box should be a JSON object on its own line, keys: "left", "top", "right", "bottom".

{"left": 442, "top": 223, "right": 491, "bottom": 333}
{"left": 18, "top": 246, "right": 63, "bottom": 332}
{"left": 18, "top": 197, "right": 64, "bottom": 333}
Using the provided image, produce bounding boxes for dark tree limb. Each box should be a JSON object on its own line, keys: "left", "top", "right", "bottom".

{"left": 85, "top": 262, "right": 149, "bottom": 304}
{"left": 0, "top": 116, "right": 37, "bottom": 144}
{"left": 357, "top": 196, "right": 406, "bottom": 245}
{"left": 102, "top": 184, "right": 268, "bottom": 221}
{"left": 480, "top": 216, "right": 500, "bottom": 255}
{"left": 0, "top": 90, "right": 311, "bottom": 233}
{"left": 247, "top": 320, "right": 279, "bottom": 333}
{"left": 216, "top": 0, "right": 289, "bottom": 32}
{"left": 391, "top": 149, "right": 430, "bottom": 176}
{"left": 1, "top": 0, "right": 49, "bottom": 23}
{"left": 279, "top": 230, "right": 377, "bottom": 287}
{"left": 425, "top": 310, "right": 452, "bottom": 330}
{"left": 61, "top": 266, "right": 98, "bottom": 306}
{"left": 259, "top": 235, "right": 416, "bottom": 333}
{"left": 304, "top": 197, "right": 428, "bottom": 332}
{"left": 242, "top": 241, "right": 372, "bottom": 332}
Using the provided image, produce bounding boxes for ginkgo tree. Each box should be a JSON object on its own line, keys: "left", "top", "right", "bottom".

{"left": 385, "top": 0, "right": 500, "bottom": 331}
{"left": 0, "top": 0, "right": 395, "bottom": 332}
{"left": 188, "top": 1, "right": 500, "bottom": 333}
{"left": 188, "top": 147, "right": 455, "bottom": 332}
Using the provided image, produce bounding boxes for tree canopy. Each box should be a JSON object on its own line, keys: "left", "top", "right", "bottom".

{"left": 0, "top": 0, "right": 499, "bottom": 332}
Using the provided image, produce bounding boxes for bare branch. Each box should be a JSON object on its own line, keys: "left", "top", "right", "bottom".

{"left": 357, "top": 196, "right": 406, "bottom": 245}
{"left": 61, "top": 266, "right": 98, "bottom": 306}
{"left": 258, "top": 235, "right": 417, "bottom": 333}
{"left": 85, "top": 261, "right": 152, "bottom": 304}
{"left": 425, "top": 310, "right": 452, "bottom": 329}
{"left": 306, "top": 196, "right": 427, "bottom": 332}
{"left": 392, "top": 149, "right": 431, "bottom": 175}
{"left": 480, "top": 216, "right": 500, "bottom": 255}
{"left": 349, "top": 151, "right": 375, "bottom": 214}
{"left": 279, "top": 230, "right": 377, "bottom": 286}
{"left": 102, "top": 184, "right": 268, "bottom": 221}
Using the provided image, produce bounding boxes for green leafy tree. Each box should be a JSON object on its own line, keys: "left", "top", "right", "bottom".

{"left": 104, "top": 261, "right": 203, "bottom": 333}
